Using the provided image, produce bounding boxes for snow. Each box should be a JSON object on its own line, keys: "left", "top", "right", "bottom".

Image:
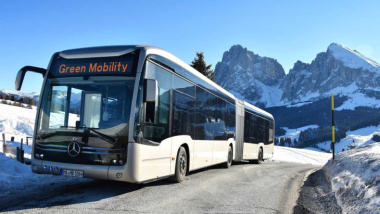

{"left": 254, "top": 81, "right": 283, "bottom": 108}
{"left": 0, "top": 152, "right": 85, "bottom": 198}
{"left": 277, "top": 125, "right": 319, "bottom": 146}
{"left": 317, "top": 125, "right": 380, "bottom": 153}
{"left": 335, "top": 91, "right": 380, "bottom": 110}
{"left": 328, "top": 43, "right": 380, "bottom": 72}
{"left": 286, "top": 101, "right": 312, "bottom": 108}
{"left": 271, "top": 146, "right": 331, "bottom": 166}
{"left": 323, "top": 142, "right": 380, "bottom": 213}
{"left": 229, "top": 81, "right": 283, "bottom": 108}
{"left": 0, "top": 100, "right": 36, "bottom": 140}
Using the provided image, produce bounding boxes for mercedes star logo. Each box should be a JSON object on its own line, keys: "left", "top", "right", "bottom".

{"left": 67, "top": 141, "right": 81, "bottom": 157}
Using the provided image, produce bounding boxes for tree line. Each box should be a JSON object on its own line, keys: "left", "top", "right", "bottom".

{"left": 0, "top": 93, "right": 37, "bottom": 109}
{"left": 266, "top": 95, "right": 380, "bottom": 148}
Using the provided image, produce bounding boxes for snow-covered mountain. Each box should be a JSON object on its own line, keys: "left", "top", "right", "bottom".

{"left": 280, "top": 43, "right": 380, "bottom": 106}
{"left": 215, "top": 43, "right": 380, "bottom": 108}
{"left": 0, "top": 89, "right": 39, "bottom": 102}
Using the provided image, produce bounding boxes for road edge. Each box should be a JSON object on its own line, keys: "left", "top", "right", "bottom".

{"left": 279, "top": 166, "right": 319, "bottom": 214}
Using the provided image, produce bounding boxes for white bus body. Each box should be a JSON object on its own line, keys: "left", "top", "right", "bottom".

{"left": 15, "top": 45, "right": 274, "bottom": 183}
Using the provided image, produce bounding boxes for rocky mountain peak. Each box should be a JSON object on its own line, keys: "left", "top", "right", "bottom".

{"left": 215, "top": 45, "right": 286, "bottom": 107}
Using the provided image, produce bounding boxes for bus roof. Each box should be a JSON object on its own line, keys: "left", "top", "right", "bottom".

{"left": 58, "top": 45, "right": 274, "bottom": 121}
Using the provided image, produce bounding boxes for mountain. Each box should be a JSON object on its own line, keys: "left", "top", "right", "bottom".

{"left": 215, "top": 43, "right": 380, "bottom": 148}
{"left": 280, "top": 43, "right": 380, "bottom": 105}
{"left": 0, "top": 89, "right": 39, "bottom": 102}
{"left": 214, "top": 45, "right": 286, "bottom": 107}
{"left": 215, "top": 43, "right": 380, "bottom": 109}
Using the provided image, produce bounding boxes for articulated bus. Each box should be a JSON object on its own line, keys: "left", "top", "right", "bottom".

{"left": 15, "top": 45, "right": 274, "bottom": 183}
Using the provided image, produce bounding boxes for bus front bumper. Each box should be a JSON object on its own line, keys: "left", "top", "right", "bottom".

{"left": 31, "top": 159, "right": 131, "bottom": 182}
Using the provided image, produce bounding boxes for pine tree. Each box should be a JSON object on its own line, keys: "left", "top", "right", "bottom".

{"left": 190, "top": 52, "right": 215, "bottom": 81}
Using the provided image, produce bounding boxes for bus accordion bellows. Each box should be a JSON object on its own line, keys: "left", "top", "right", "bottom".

{"left": 15, "top": 45, "right": 275, "bottom": 183}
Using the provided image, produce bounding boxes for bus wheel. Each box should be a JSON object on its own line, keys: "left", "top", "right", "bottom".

{"left": 170, "top": 147, "right": 187, "bottom": 183}
{"left": 252, "top": 148, "right": 263, "bottom": 164}
{"left": 223, "top": 145, "right": 233, "bottom": 168}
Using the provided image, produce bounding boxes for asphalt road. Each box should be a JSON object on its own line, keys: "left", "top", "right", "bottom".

{"left": 2, "top": 162, "right": 318, "bottom": 214}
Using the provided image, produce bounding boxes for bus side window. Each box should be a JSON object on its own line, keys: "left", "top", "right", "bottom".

{"left": 144, "top": 61, "right": 173, "bottom": 142}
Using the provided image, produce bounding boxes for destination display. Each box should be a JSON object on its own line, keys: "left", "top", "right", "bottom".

{"left": 49, "top": 55, "right": 136, "bottom": 78}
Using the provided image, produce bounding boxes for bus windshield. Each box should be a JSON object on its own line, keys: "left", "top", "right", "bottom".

{"left": 37, "top": 76, "right": 135, "bottom": 135}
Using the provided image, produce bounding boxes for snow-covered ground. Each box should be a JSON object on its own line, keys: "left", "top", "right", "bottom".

{"left": 335, "top": 89, "right": 380, "bottom": 110}
{"left": 323, "top": 142, "right": 380, "bottom": 213}
{"left": 271, "top": 146, "right": 331, "bottom": 166}
{"left": 0, "top": 151, "right": 85, "bottom": 198}
{"left": 0, "top": 100, "right": 36, "bottom": 140}
{"left": 317, "top": 125, "right": 380, "bottom": 153}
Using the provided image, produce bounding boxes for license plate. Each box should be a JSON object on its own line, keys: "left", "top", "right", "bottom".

{"left": 61, "top": 169, "right": 84, "bottom": 178}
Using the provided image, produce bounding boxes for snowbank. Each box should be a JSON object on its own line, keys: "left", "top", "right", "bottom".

{"left": 323, "top": 142, "right": 380, "bottom": 213}
{"left": 0, "top": 152, "right": 85, "bottom": 198}
{"left": 271, "top": 146, "right": 331, "bottom": 166}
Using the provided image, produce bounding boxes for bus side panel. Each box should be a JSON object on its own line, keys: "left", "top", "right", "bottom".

{"left": 264, "top": 143, "right": 274, "bottom": 159}
{"left": 193, "top": 140, "right": 213, "bottom": 170}
{"left": 169, "top": 135, "right": 194, "bottom": 174}
{"left": 212, "top": 140, "right": 229, "bottom": 164}
{"left": 138, "top": 138, "right": 172, "bottom": 181}
{"left": 243, "top": 143, "right": 259, "bottom": 159}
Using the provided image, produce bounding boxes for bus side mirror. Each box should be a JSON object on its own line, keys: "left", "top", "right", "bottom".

{"left": 143, "top": 79, "right": 158, "bottom": 102}
{"left": 15, "top": 66, "right": 47, "bottom": 91}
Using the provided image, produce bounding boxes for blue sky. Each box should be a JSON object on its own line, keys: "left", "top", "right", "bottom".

{"left": 1, "top": 1, "right": 380, "bottom": 93}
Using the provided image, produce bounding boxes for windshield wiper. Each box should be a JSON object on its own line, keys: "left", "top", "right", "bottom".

{"left": 89, "top": 128, "right": 117, "bottom": 144}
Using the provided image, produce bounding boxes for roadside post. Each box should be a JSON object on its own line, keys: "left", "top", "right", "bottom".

{"left": 331, "top": 94, "right": 335, "bottom": 163}
{"left": 2, "top": 133, "right": 5, "bottom": 149}
{"left": 20, "top": 138, "right": 24, "bottom": 163}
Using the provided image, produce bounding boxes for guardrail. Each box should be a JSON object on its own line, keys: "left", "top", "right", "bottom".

{"left": 1, "top": 133, "right": 31, "bottom": 165}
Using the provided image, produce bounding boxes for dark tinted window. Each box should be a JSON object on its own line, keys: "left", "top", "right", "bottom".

{"left": 172, "top": 90, "right": 195, "bottom": 137}
{"left": 244, "top": 112, "right": 269, "bottom": 144}
{"left": 195, "top": 87, "right": 208, "bottom": 140}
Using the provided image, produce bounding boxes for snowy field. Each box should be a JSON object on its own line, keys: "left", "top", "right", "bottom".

{"left": 323, "top": 142, "right": 380, "bottom": 213}
{"left": 0, "top": 100, "right": 36, "bottom": 141}
{"left": 317, "top": 125, "right": 380, "bottom": 153}
{"left": 271, "top": 146, "right": 331, "bottom": 166}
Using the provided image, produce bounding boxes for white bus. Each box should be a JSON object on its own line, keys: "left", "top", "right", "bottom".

{"left": 15, "top": 45, "right": 274, "bottom": 183}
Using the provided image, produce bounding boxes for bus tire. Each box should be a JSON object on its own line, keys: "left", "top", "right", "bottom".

{"left": 223, "top": 145, "right": 233, "bottom": 168}
{"left": 252, "top": 147, "right": 263, "bottom": 164}
{"left": 170, "top": 147, "right": 187, "bottom": 183}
